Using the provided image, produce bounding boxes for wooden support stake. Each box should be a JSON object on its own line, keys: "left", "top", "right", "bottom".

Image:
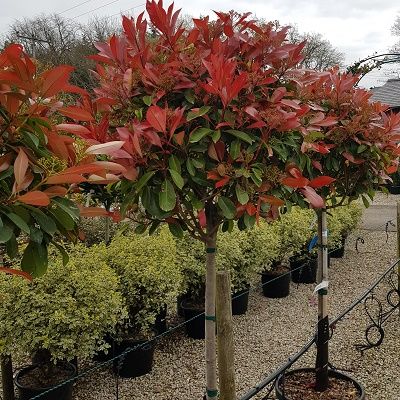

{"left": 1, "top": 354, "right": 15, "bottom": 400}
{"left": 397, "top": 201, "right": 400, "bottom": 317}
{"left": 216, "top": 270, "right": 236, "bottom": 400}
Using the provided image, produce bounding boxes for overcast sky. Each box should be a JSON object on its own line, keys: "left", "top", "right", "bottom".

{"left": 1, "top": 0, "right": 399, "bottom": 88}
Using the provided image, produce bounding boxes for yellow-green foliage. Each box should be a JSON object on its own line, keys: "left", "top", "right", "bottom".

{"left": 104, "top": 226, "right": 182, "bottom": 335}
{"left": 175, "top": 233, "right": 205, "bottom": 297}
{"left": 242, "top": 220, "right": 281, "bottom": 272}
{"left": 217, "top": 228, "right": 250, "bottom": 291}
{"left": 277, "top": 207, "right": 315, "bottom": 257}
{"left": 0, "top": 247, "right": 126, "bottom": 362}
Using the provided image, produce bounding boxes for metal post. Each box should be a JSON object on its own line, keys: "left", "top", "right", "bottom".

{"left": 216, "top": 270, "right": 236, "bottom": 400}
{"left": 315, "top": 208, "right": 329, "bottom": 391}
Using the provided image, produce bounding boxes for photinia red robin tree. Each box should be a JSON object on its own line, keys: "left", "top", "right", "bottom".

{"left": 64, "top": 2, "right": 344, "bottom": 397}
{"left": 65, "top": 0, "right": 400, "bottom": 397}
{"left": 0, "top": 44, "right": 121, "bottom": 279}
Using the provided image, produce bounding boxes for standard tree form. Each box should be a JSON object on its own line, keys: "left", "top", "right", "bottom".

{"left": 60, "top": 0, "right": 400, "bottom": 397}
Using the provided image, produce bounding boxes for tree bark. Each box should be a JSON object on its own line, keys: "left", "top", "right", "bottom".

{"left": 204, "top": 202, "right": 219, "bottom": 400}
{"left": 315, "top": 208, "right": 329, "bottom": 391}
{"left": 1, "top": 354, "right": 15, "bottom": 400}
{"left": 216, "top": 270, "right": 236, "bottom": 400}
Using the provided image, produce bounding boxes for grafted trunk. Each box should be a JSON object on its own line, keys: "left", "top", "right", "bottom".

{"left": 1, "top": 355, "right": 15, "bottom": 400}
{"left": 204, "top": 202, "right": 219, "bottom": 400}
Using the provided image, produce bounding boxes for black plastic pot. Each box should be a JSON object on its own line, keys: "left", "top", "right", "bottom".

{"left": 113, "top": 338, "right": 155, "bottom": 378}
{"left": 181, "top": 300, "right": 205, "bottom": 339}
{"left": 387, "top": 184, "right": 400, "bottom": 194}
{"left": 261, "top": 269, "right": 290, "bottom": 298}
{"left": 290, "top": 257, "right": 317, "bottom": 284}
{"left": 231, "top": 287, "right": 250, "bottom": 315}
{"left": 177, "top": 293, "right": 191, "bottom": 317}
{"left": 15, "top": 362, "right": 76, "bottom": 400}
{"left": 275, "top": 367, "right": 365, "bottom": 400}
{"left": 154, "top": 304, "right": 167, "bottom": 334}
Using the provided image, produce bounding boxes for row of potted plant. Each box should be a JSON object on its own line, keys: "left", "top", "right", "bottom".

{"left": 0, "top": 202, "right": 362, "bottom": 399}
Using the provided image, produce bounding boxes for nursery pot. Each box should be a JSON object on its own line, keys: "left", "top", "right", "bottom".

{"left": 387, "top": 183, "right": 400, "bottom": 194}
{"left": 231, "top": 287, "right": 250, "bottom": 315}
{"left": 177, "top": 292, "right": 192, "bottom": 317}
{"left": 330, "top": 236, "right": 346, "bottom": 258}
{"left": 15, "top": 362, "right": 76, "bottom": 400}
{"left": 275, "top": 367, "right": 365, "bottom": 400}
{"left": 181, "top": 299, "right": 205, "bottom": 339}
{"left": 261, "top": 268, "right": 290, "bottom": 298}
{"left": 154, "top": 304, "right": 168, "bottom": 334}
{"left": 290, "top": 256, "right": 317, "bottom": 284}
{"left": 113, "top": 337, "right": 155, "bottom": 378}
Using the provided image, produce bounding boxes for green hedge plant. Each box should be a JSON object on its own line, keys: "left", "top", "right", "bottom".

{"left": 104, "top": 227, "right": 182, "bottom": 338}
{"left": 0, "top": 246, "right": 126, "bottom": 382}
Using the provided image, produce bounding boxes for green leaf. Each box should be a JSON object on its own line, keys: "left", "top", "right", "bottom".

{"left": 186, "top": 159, "right": 196, "bottom": 176}
{"left": 0, "top": 167, "right": 13, "bottom": 181}
{"left": 217, "top": 196, "right": 236, "bottom": 219}
{"left": 168, "top": 222, "right": 184, "bottom": 238}
{"left": 50, "top": 207, "right": 75, "bottom": 231}
{"left": 235, "top": 184, "right": 249, "bottom": 205}
{"left": 29, "top": 226, "right": 43, "bottom": 243}
{"left": 357, "top": 144, "right": 367, "bottom": 154}
{"left": 21, "top": 241, "right": 48, "bottom": 277}
{"left": 148, "top": 220, "right": 161, "bottom": 235}
{"left": 250, "top": 168, "right": 262, "bottom": 187}
{"left": 226, "top": 129, "right": 254, "bottom": 144}
{"left": 168, "top": 155, "right": 181, "bottom": 174}
{"left": 211, "top": 129, "right": 221, "bottom": 143}
{"left": 189, "top": 127, "right": 213, "bottom": 143}
{"left": 187, "top": 106, "right": 211, "bottom": 121}
{"left": 6, "top": 212, "right": 30, "bottom": 234}
{"left": 134, "top": 224, "right": 147, "bottom": 234}
{"left": 159, "top": 179, "right": 176, "bottom": 212}
{"left": 142, "top": 187, "right": 171, "bottom": 219}
{"left": 6, "top": 233, "right": 18, "bottom": 259}
{"left": 0, "top": 224, "right": 13, "bottom": 243}
{"left": 24, "top": 131, "right": 40, "bottom": 148}
{"left": 52, "top": 241, "right": 69, "bottom": 266}
{"left": 136, "top": 171, "right": 156, "bottom": 192}
{"left": 244, "top": 213, "right": 256, "bottom": 229}
{"left": 230, "top": 140, "right": 241, "bottom": 159}
{"left": 361, "top": 195, "right": 370, "bottom": 208}
{"left": 192, "top": 158, "right": 204, "bottom": 169}
{"left": 169, "top": 169, "right": 184, "bottom": 189}
{"left": 52, "top": 198, "right": 79, "bottom": 221}
{"left": 221, "top": 220, "right": 233, "bottom": 233}
{"left": 143, "top": 95, "right": 152, "bottom": 106}
{"left": 184, "top": 90, "right": 195, "bottom": 104}
{"left": 30, "top": 209, "right": 57, "bottom": 235}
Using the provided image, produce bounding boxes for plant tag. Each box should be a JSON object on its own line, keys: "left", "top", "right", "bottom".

{"left": 322, "top": 230, "right": 328, "bottom": 238}
{"left": 313, "top": 280, "right": 329, "bottom": 294}
{"left": 308, "top": 235, "right": 318, "bottom": 252}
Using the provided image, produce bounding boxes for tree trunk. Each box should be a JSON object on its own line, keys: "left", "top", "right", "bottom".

{"left": 204, "top": 202, "right": 219, "bottom": 400}
{"left": 397, "top": 201, "right": 400, "bottom": 318}
{"left": 216, "top": 270, "right": 236, "bottom": 400}
{"left": 1, "top": 354, "right": 15, "bottom": 400}
{"left": 315, "top": 208, "right": 329, "bottom": 391}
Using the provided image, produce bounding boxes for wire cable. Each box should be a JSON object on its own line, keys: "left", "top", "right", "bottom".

{"left": 59, "top": 0, "right": 95, "bottom": 14}
{"left": 72, "top": 0, "right": 122, "bottom": 19}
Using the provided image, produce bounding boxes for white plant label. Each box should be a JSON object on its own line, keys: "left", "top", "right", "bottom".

{"left": 313, "top": 280, "right": 329, "bottom": 294}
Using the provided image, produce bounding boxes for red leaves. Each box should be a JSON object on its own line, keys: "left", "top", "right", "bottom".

{"left": 40, "top": 65, "right": 74, "bottom": 98}
{"left": 146, "top": 105, "right": 167, "bottom": 133}
{"left": 198, "top": 209, "right": 206, "bottom": 228}
{"left": 58, "top": 106, "right": 94, "bottom": 121}
{"left": 342, "top": 152, "right": 364, "bottom": 164}
{"left": 14, "top": 149, "right": 29, "bottom": 188}
{"left": 46, "top": 174, "right": 87, "bottom": 185}
{"left": 215, "top": 176, "right": 230, "bottom": 188}
{"left": 282, "top": 176, "right": 309, "bottom": 188}
{"left": 0, "top": 267, "right": 32, "bottom": 282}
{"left": 86, "top": 141, "right": 125, "bottom": 155}
{"left": 17, "top": 191, "right": 50, "bottom": 206}
{"left": 309, "top": 176, "right": 336, "bottom": 188}
{"left": 300, "top": 186, "right": 324, "bottom": 208}
{"left": 78, "top": 206, "right": 109, "bottom": 217}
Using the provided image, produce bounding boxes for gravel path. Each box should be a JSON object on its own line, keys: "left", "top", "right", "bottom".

{"left": 71, "top": 200, "right": 400, "bottom": 400}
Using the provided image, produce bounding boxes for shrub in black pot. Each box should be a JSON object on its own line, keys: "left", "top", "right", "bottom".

{"left": 105, "top": 228, "right": 182, "bottom": 374}
{"left": 0, "top": 247, "right": 126, "bottom": 400}
{"left": 261, "top": 262, "right": 291, "bottom": 298}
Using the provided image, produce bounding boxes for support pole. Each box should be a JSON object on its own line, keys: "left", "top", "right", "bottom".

{"left": 315, "top": 208, "right": 329, "bottom": 391}
{"left": 1, "top": 355, "right": 15, "bottom": 400}
{"left": 216, "top": 270, "right": 236, "bottom": 400}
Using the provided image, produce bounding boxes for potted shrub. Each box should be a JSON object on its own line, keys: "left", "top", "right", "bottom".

{"left": 387, "top": 171, "right": 400, "bottom": 194}
{"left": 104, "top": 227, "right": 182, "bottom": 376}
{"left": 0, "top": 247, "right": 126, "bottom": 400}
{"left": 175, "top": 234, "right": 206, "bottom": 338}
{"left": 217, "top": 228, "right": 253, "bottom": 314}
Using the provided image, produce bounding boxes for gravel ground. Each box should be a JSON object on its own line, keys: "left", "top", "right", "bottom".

{"left": 70, "top": 201, "right": 400, "bottom": 400}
